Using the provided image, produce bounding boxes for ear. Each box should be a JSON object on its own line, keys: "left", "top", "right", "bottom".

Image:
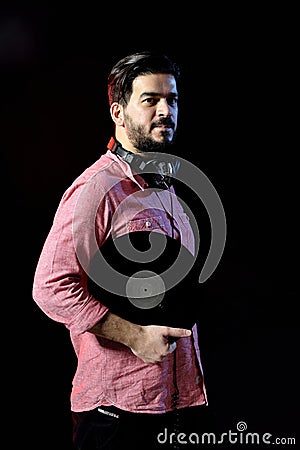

{"left": 110, "top": 102, "right": 124, "bottom": 126}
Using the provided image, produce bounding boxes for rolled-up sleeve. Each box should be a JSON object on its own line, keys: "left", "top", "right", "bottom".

{"left": 32, "top": 179, "right": 109, "bottom": 335}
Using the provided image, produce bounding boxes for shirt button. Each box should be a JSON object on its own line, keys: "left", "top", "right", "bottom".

{"left": 145, "top": 220, "right": 152, "bottom": 228}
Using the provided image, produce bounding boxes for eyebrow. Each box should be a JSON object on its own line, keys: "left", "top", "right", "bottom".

{"left": 140, "top": 91, "right": 178, "bottom": 99}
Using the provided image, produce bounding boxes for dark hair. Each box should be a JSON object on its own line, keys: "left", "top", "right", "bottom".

{"left": 107, "top": 51, "right": 180, "bottom": 106}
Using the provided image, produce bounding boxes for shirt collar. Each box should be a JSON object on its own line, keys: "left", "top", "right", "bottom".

{"left": 106, "top": 149, "right": 147, "bottom": 191}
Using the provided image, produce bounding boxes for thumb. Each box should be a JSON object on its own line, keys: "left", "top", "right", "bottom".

{"left": 166, "top": 327, "right": 192, "bottom": 340}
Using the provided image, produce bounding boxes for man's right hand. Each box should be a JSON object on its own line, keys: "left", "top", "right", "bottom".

{"left": 130, "top": 324, "right": 192, "bottom": 363}
{"left": 89, "top": 312, "right": 191, "bottom": 364}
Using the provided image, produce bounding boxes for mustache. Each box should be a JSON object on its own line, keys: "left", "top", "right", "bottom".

{"left": 152, "top": 118, "right": 175, "bottom": 129}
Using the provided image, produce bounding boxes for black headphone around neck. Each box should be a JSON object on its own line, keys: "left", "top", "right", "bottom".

{"left": 107, "top": 137, "right": 180, "bottom": 190}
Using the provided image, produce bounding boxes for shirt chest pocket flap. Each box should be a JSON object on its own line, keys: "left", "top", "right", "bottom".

{"left": 127, "top": 215, "right": 164, "bottom": 232}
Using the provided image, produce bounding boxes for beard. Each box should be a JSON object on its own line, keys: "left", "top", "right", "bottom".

{"left": 124, "top": 112, "right": 177, "bottom": 153}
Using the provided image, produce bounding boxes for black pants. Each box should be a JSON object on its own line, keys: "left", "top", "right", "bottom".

{"left": 72, "top": 404, "right": 216, "bottom": 450}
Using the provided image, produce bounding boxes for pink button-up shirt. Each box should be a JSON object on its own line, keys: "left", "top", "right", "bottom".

{"left": 32, "top": 148, "right": 207, "bottom": 413}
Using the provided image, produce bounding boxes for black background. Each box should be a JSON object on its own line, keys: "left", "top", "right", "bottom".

{"left": 1, "top": 3, "right": 298, "bottom": 448}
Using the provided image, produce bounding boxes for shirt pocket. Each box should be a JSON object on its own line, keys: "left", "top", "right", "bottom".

{"left": 127, "top": 215, "right": 165, "bottom": 232}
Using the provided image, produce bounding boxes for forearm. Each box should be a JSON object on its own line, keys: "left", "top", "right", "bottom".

{"left": 88, "top": 311, "right": 192, "bottom": 364}
{"left": 88, "top": 311, "right": 144, "bottom": 348}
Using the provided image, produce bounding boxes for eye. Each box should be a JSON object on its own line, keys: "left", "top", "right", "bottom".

{"left": 167, "top": 97, "right": 178, "bottom": 107}
{"left": 143, "top": 97, "right": 158, "bottom": 106}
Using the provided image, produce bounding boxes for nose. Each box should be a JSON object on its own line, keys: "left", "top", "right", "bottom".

{"left": 157, "top": 98, "right": 171, "bottom": 116}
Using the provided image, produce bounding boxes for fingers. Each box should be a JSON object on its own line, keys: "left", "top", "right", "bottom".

{"left": 166, "top": 327, "right": 191, "bottom": 339}
{"left": 164, "top": 327, "right": 191, "bottom": 355}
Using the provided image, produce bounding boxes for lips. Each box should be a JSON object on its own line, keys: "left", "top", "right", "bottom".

{"left": 153, "top": 123, "right": 174, "bottom": 130}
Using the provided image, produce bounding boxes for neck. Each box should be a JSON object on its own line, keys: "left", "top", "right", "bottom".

{"left": 115, "top": 129, "right": 140, "bottom": 154}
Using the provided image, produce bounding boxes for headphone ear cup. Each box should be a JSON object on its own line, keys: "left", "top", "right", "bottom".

{"left": 110, "top": 138, "right": 179, "bottom": 189}
{"left": 140, "top": 159, "right": 180, "bottom": 189}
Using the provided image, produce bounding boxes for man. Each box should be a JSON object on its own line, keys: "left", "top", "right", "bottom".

{"left": 33, "top": 51, "right": 213, "bottom": 449}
